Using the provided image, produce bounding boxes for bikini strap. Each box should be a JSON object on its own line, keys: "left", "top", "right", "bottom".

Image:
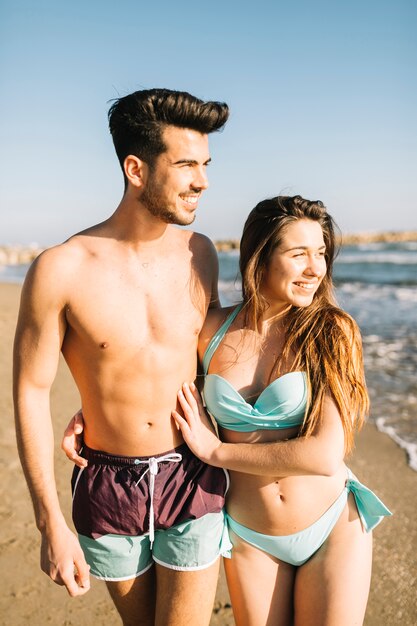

{"left": 202, "top": 303, "right": 243, "bottom": 374}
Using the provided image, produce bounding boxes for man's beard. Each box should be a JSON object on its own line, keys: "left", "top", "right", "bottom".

{"left": 141, "top": 180, "right": 196, "bottom": 226}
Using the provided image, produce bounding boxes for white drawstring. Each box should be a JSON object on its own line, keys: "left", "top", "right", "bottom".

{"left": 135, "top": 453, "right": 182, "bottom": 545}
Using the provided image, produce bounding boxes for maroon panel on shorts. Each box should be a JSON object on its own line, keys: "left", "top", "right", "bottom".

{"left": 71, "top": 443, "right": 227, "bottom": 539}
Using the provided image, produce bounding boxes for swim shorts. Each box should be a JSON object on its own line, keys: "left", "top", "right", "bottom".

{"left": 71, "top": 443, "right": 231, "bottom": 581}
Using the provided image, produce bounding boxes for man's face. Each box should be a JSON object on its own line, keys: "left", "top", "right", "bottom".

{"left": 140, "top": 126, "right": 211, "bottom": 226}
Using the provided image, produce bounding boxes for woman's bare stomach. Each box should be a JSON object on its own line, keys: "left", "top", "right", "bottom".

{"left": 222, "top": 427, "right": 348, "bottom": 536}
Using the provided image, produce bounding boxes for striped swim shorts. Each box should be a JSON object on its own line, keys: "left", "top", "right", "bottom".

{"left": 71, "top": 443, "right": 231, "bottom": 581}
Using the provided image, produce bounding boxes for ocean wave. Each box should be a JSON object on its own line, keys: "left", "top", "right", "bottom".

{"left": 375, "top": 417, "right": 417, "bottom": 473}
{"left": 346, "top": 240, "right": 417, "bottom": 250}
{"left": 402, "top": 241, "right": 417, "bottom": 251}
{"left": 337, "top": 252, "right": 417, "bottom": 264}
{"left": 355, "top": 242, "right": 388, "bottom": 251}
{"left": 363, "top": 334, "right": 383, "bottom": 343}
{"left": 337, "top": 282, "right": 417, "bottom": 302}
{"left": 218, "top": 278, "right": 241, "bottom": 292}
{"left": 0, "top": 264, "right": 29, "bottom": 284}
{"left": 218, "top": 280, "right": 241, "bottom": 306}
{"left": 218, "top": 249, "right": 239, "bottom": 257}
{"left": 395, "top": 287, "right": 417, "bottom": 301}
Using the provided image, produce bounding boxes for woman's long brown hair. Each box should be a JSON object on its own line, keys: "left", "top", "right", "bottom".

{"left": 239, "top": 195, "right": 368, "bottom": 454}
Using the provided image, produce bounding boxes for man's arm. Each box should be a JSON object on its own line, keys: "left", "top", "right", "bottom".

{"left": 203, "top": 235, "right": 221, "bottom": 310}
{"left": 13, "top": 249, "right": 90, "bottom": 596}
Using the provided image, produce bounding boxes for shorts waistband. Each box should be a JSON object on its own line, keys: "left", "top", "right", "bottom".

{"left": 81, "top": 443, "right": 190, "bottom": 466}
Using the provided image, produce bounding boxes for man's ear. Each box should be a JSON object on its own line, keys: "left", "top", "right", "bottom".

{"left": 123, "top": 155, "right": 149, "bottom": 188}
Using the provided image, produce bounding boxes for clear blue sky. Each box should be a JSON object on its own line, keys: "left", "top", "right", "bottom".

{"left": 1, "top": 0, "right": 416, "bottom": 245}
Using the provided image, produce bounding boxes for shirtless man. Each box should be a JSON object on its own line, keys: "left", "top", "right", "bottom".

{"left": 13, "top": 88, "right": 230, "bottom": 626}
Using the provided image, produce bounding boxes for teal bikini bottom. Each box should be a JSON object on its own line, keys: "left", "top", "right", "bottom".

{"left": 227, "top": 469, "right": 391, "bottom": 567}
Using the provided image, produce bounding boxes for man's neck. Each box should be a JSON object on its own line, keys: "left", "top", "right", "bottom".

{"left": 108, "top": 195, "right": 171, "bottom": 248}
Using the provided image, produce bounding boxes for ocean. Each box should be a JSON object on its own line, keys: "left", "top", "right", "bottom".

{"left": 2, "top": 240, "right": 417, "bottom": 471}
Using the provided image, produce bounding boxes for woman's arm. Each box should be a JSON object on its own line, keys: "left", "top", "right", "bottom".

{"left": 61, "top": 411, "right": 88, "bottom": 468}
{"left": 173, "top": 382, "right": 345, "bottom": 477}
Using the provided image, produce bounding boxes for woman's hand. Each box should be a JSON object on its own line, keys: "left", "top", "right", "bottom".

{"left": 61, "top": 410, "right": 87, "bottom": 468}
{"left": 172, "top": 382, "right": 223, "bottom": 465}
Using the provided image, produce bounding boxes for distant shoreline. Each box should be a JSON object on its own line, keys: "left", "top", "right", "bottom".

{"left": 214, "top": 230, "right": 417, "bottom": 251}
{"left": 0, "top": 230, "right": 416, "bottom": 264}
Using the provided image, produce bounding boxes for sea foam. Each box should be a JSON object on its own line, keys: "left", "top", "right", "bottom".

{"left": 375, "top": 417, "right": 417, "bottom": 473}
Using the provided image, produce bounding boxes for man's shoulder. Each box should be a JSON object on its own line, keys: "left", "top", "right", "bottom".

{"left": 179, "top": 230, "right": 218, "bottom": 264}
{"left": 31, "top": 236, "right": 88, "bottom": 274}
{"left": 178, "top": 228, "right": 215, "bottom": 249}
{"left": 24, "top": 232, "right": 100, "bottom": 298}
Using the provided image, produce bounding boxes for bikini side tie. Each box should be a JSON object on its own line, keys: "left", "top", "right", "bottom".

{"left": 346, "top": 469, "right": 392, "bottom": 532}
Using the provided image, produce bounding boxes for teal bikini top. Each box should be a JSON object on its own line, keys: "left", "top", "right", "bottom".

{"left": 202, "top": 304, "right": 308, "bottom": 432}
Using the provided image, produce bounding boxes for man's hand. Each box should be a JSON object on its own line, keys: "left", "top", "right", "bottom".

{"left": 40, "top": 522, "right": 90, "bottom": 596}
{"left": 61, "top": 411, "right": 87, "bottom": 468}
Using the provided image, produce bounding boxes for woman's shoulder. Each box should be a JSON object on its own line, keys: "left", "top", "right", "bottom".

{"left": 204, "top": 304, "right": 241, "bottom": 336}
{"left": 199, "top": 304, "right": 243, "bottom": 356}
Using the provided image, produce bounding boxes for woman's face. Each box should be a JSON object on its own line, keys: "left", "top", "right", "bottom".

{"left": 260, "top": 218, "right": 327, "bottom": 310}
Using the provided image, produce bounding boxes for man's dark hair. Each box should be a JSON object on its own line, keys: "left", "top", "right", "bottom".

{"left": 108, "top": 88, "right": 229, "bottom": 175}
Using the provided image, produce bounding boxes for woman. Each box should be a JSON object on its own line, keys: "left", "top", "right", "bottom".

{"left": 172, "top": 195, "right": 391, "bottom": 626}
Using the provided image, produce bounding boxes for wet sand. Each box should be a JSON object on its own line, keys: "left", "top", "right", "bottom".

{"left": 1, "top": 282, "right": 415, "bottom": 625}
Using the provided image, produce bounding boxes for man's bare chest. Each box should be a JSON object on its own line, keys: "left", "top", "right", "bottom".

{"left": 64, "top": 266, "right": 206, "bottom": 352}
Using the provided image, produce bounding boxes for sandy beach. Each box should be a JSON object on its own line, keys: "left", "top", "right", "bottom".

{"left": 1, "top": 282, "right": 416, "bottom": 625}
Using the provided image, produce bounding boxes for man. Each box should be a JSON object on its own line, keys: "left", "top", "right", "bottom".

{"left": 14, "top": 88, "right": 230, "bottom": 626}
